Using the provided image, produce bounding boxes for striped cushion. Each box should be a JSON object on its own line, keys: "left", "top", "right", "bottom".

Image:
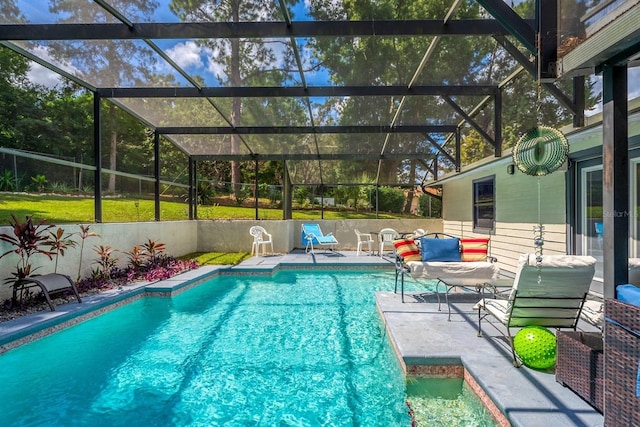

{"left": 460, "top": 238, "right": 489, "bottom": 262}
{"left": 393, "top": 238, "right": 421, "bottom": 262}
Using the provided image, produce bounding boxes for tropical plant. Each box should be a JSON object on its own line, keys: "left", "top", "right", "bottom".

{"left": 93, "top": 245, "right": 118, "bottom": 279}
{"left": 31, "top": 174, "right": 47, "bottom": 193}
{"left": 48, "top": 227, "right": 77, "bottom": 273}
{"left": 125, "top": 245, "right": 148, "bottom": 269}
{"left": 48, "top": 181, "right": 73, "bottom": 194}
{"left": 142, "top": 239, "right": 166, "bottom": 262}
{"left": 0, "top": 170, "right": 17, "bottom": 191}
{"left": 0, "top": 214, "right": 55, "bottom": 283}
{"left": 76, "top": 225, "right": 99, "bottom": 281}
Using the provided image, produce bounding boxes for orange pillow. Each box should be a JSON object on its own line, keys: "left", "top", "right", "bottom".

{"left": 460, "top": 238, "right": 489, "bottom": 262}
{"left": 393, "top": 238, "right": 421, "bottom": 262}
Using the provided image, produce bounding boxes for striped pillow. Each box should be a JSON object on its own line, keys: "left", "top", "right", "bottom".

{"left": 460, "top": 238, "right": 489, "bottom": 262}
{"left": 393, "top": 238, "right": 421, "bottom": 262}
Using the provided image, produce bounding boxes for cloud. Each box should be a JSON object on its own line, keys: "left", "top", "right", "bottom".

{"left": 28, "top": 61, "right": 63, "bottom": 87}
{"left": 166, "top": 41, "right": 205, "bottom": 69}
{"left": 26, "top": 45, "right": 77, "bottom": 88}
{"left": 586, "top": 67, "right": 640, "bottom": 116}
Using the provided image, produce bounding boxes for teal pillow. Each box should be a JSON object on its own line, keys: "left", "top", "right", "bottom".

{"left": 420, "top": 237, "right": 461, "bottom": 262}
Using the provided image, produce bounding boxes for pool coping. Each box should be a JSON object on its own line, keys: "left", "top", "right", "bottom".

{"left": 375, "top": 290, "right": 604, "bottom": 427}
{"left": 377, "top": 301, "right": 510, "bottom": 427}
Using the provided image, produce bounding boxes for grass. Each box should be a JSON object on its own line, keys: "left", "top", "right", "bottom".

{"left": 0, "top": 193, "right": 403, "bottom": 224}
{"left": 180, "top": 252, "right": 251, "bottom": 266}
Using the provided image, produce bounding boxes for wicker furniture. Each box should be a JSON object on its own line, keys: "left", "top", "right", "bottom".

{"left": 604, "top": 298, "right": 640, "bottom": 426}
{"left": 556, "top": 331, "right": 603, "bottom": 413}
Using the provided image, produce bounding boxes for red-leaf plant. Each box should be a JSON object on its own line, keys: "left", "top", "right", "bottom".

{"left": 48, "top": 227, "right": 77, "bottom": 273}
{"left": 0, "top": 214, "right": 56, "bottom": 284}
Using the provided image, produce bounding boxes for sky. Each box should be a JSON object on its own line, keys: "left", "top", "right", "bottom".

{"left": 14, "top": 0, "right": 640, "bottom": 116}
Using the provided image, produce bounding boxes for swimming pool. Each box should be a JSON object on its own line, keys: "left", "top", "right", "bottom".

{"left": 0, "top": 270, "right": 427, "bottom": 426}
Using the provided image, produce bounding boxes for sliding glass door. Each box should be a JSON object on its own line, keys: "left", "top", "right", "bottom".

{"left": 580, "top": 165, "right": 603, "bottom": 280}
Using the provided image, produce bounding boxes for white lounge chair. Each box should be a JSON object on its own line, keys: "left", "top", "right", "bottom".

{"left": 249, "top": 225, "right": 274, "bottom": 256}
{"left": 475, "top": 253, "right": 596, "bottom": 366}
{"left": 301, "top": 224, "right": 338, "bottom": 253}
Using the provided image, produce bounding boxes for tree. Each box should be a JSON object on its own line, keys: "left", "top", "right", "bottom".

{"left": 47, "top": 0, "right": 160, "bottom": 193}
{"left": 0, "top": 46, "right": 48, "bottom": 151}
{"left": 169, "top": 0, "right": 299, "bottom": 197}
{"left": 307, "top": 0, "right": 490, "bottom": 184}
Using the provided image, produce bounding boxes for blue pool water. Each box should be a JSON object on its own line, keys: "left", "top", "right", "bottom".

{"left": 0, "top": 270, "right": 427, "bottom": 426}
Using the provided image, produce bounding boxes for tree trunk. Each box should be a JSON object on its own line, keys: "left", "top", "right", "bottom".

{"left": 404, "top": 158, "right": 417, "bottom": 214}
{"left": 108, "top": 127, "right": 117, "bottom": 193}
{"left": 230, "top": 2, "right": 242, "bottom": 198}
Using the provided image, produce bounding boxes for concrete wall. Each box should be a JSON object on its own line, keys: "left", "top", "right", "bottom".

{"left": 196, "top": 218, "right": 443, "bottom": 252}
{"left": 0, "top": 218, "right": 442, "bottom": 301}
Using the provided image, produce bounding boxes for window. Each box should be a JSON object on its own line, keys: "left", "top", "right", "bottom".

{"left": 473, "top": 176, "right": 495, "bottom": 231}
{"left": 580, "top": 165, "right": 603, "bottom": 280}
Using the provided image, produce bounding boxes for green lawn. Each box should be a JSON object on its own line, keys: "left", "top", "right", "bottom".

{"left": 180, "top": 251, "right": 251, "bottom": 266}
{"left": 0, "top": 193, "right": 402, "bottom": 225}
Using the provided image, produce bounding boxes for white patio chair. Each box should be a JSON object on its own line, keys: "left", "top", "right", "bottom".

{"left": 378, "top": 228, "right": 399, "bottom": 257}
{"left": 249, "top": 225, "right": 274, "bottom": 256}
{"left": 354, "top": 229, "right": 374, "bottom": 256}
{"left": 412, "top": 228, "right": 426, "bottom": 238}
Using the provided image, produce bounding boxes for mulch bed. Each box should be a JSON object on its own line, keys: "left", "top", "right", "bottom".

{"left": 0, "top": 286, "right": 109, "bottom": 323}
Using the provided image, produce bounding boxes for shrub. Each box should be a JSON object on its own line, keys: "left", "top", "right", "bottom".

{"left": 418, "top": 193, "right": 442, "bottom": 218}
{"left": 31, "top": 174, "right": 47, "bottom": 193}
{"left": 293, "top": 186, "right": 310, "bottom": 206}
{"left": 377, "top": 186, "right": 406, "bottom": 213}
{"left": 0, "top": 170, "right": 17, "bottom": 191}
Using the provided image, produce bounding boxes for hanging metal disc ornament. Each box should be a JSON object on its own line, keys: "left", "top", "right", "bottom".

{"left": 512, "top": 126, "right": 569, "bottom": 176}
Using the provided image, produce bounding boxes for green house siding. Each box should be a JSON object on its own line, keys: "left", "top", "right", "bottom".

{"left": 442, "top": 162, "right": 566, "bottom": 225}
{"left": 497, "top": 171, "right": 566, "bottom": 224}
{"left": 441, "top": 160, "right": 568, "bottom": 275}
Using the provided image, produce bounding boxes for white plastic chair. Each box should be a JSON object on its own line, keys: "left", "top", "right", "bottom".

{"left": 378, "top": 228, "right": 399, "bottom": 257}
{"left": 411, "top": 228, "right": 427, "bottom": 239}
{"left": 249, "top": 225, "right": 274, "bottom": 256}
{"left": 354, "top": 229, "right": 374, "bottom": 256}
{"left": 411, "top": 228, "right": 427, "bottom": 247}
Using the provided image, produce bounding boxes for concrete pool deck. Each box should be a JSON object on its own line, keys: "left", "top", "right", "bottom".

{"left": 0, "top": 250, "right": 604, "bottom": 426}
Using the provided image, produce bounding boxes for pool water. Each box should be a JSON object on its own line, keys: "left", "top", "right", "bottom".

{"left": 406, "top": 378, "right": 498, "bottom": 427}
{"left": 0, "top": 270, "right": 424, "bottom": 426}
{"left": 1, "top": 270, "right": 498, "bottom": 427}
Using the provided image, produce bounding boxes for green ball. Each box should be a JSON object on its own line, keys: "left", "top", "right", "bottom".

{"left": 513, "top": 326, "right": 557, "bottom": 369}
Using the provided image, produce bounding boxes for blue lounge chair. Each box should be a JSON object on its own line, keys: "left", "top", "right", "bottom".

{"left": 301, "top": 224, "right": 338, "bottom": 253}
